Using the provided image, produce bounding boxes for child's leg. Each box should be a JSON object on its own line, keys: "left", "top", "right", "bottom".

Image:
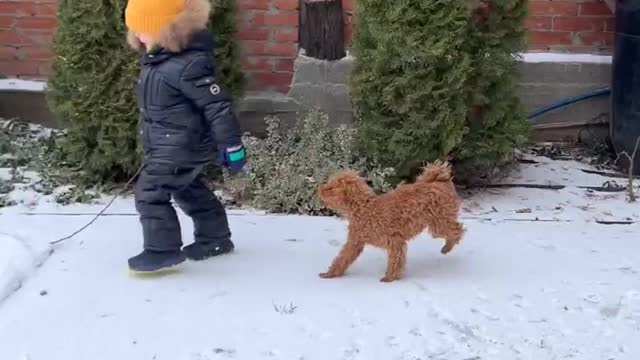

{"left": 135, "top": 168, "right": 183, "bottom": 251}
{"left": 129, "top": 165, "right": 187, "bottom": 272}
{"left": 173, "top": 173, "right": 233, "bottom": 260}
{"left": 173, "top": 173, "right": 230, "bottom": 242}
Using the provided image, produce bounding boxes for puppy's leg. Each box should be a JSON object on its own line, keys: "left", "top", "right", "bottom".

{"left": 319, "top": 234, "right": 365, "bottom": 279}
{"left": 380, "top": 241, "right": 407, "bottom": 282}
{"left": 433, "top": 220, "right": 465, "bottom": 255}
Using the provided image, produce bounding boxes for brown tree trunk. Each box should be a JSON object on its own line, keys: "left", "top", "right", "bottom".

{"left": 299, "top": 0, "right": 346, "bottom": 60}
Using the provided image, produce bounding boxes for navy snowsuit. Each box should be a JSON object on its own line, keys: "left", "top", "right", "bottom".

{"left": 134, "top": 30, "right": 241, "bottom": 252}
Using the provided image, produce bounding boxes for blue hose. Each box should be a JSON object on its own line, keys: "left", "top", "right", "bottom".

{"left": 527, "top": 87, "right": 611, "bottom": 120}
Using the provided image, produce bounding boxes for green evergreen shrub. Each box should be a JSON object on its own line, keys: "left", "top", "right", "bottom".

{"left": 47, "top": 0, "right": 138, "bottom": 182}
{"left": 209, "top": 0, "right": 246, "bottom": 98}
{"left": 47, "top": 0, "right": 246, "bottom": 182}
{"left": 351, "top": 0, "right": 530, "bottom": 182}
{"left": 454, "top": 0, "right": 530, "bottom": 182}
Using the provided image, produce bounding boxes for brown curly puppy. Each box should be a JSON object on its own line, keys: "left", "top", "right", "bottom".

{"left": 318, "top": 161, "right": 464, "bottom": 282}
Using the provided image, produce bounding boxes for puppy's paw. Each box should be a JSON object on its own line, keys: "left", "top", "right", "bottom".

{"left": 441, "top": 242, "right": 456, "bottom": 255}
{"left": 319, "top": 271, "right": 340, "bottom": 279}
{"left": 379, "top": 276, "right": 400, "bottom": 283}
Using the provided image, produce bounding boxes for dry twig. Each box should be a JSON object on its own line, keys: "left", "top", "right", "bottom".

{"left": 615, "top": 136, "right": 640, "bottom": 202}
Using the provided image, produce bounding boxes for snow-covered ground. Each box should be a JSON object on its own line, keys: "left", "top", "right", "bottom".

{"left": 0, "top": 155, "right": 639, "bottom": 360}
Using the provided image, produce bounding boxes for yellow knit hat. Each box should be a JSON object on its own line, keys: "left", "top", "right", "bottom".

{"left": 125, "top": 0, "right": 185, "bottom": 37}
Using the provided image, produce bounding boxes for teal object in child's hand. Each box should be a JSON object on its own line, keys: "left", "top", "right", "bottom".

{"left": 219, "top": 145, "right": 246, "bottom": 174}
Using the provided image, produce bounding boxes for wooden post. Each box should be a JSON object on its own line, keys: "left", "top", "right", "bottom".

{"left": 299, "top": 0, "right": 346, "bottom": 61}
{"left": 604, "top": 0, "right": 615, "bottom": 13}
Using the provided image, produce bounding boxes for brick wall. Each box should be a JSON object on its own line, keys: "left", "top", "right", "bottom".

{"left": 0, "top": 0, "right": 615, "bottom": 92}
{"left": 239, "top": 0, "right": 299, "bottom": 93}
{"left": 0, "top": 0, "right": 56, "bottom": 78}
{"left": 527, "top": 0, "right": 615, "bottom": 53}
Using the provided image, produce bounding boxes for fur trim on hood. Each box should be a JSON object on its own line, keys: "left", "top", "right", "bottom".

{"left": 127, "top": 0, "right": 212, "bottom": 52}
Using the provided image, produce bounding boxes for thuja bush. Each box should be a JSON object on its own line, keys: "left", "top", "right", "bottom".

{"left": 351, "top": 0, "right": 530, "bottom": 183}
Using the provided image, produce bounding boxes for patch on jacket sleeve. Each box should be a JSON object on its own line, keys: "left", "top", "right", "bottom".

{"left": 193, "top": 76, "right": 226, "bottom": 102}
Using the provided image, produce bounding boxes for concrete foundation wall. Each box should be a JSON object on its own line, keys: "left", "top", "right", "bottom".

{"left": 519, "top": 62, "right": 610, "bottom": 121}
{"left": 0, "top": 54, "right": 613, "bottom": 143}
{"left": 287, "top": 54, "right": 353, "bottom": 127}
{"left": 282, "top": 54, "right": 613, "bottom": 142}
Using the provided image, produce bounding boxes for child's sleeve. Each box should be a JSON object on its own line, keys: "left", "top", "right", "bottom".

{"left": 179, "top": 54, "right": 242, "bottom": 148}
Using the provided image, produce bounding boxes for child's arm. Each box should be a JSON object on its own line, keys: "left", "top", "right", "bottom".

{"left": 179, "top": 54, "right": 242, "bottom": 149}
{"left": 179, "top": 54, "right": 245, "bottom": 172}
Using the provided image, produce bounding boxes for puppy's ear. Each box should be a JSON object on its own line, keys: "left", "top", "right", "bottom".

{"left": 343, "top": 173, "right": 374, "bottom": 197}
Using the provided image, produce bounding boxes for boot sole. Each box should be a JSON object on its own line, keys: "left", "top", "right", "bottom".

{"left": 128, "top": 256, "right": 187, "bottom": 275}
{"left": 129, "top": 266, "right": 182, "bottom": 277}
{"left": 185, "top": 248, "right": 235, "bottom": 261}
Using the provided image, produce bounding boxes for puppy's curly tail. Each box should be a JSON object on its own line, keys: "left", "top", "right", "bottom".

{"left": 417, "top": 161, "right": 453, "bottom": 183}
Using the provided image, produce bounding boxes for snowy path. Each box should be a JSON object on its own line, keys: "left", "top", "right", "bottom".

{"left": 1, "top": 157, "right": 639, "bottom": 360}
